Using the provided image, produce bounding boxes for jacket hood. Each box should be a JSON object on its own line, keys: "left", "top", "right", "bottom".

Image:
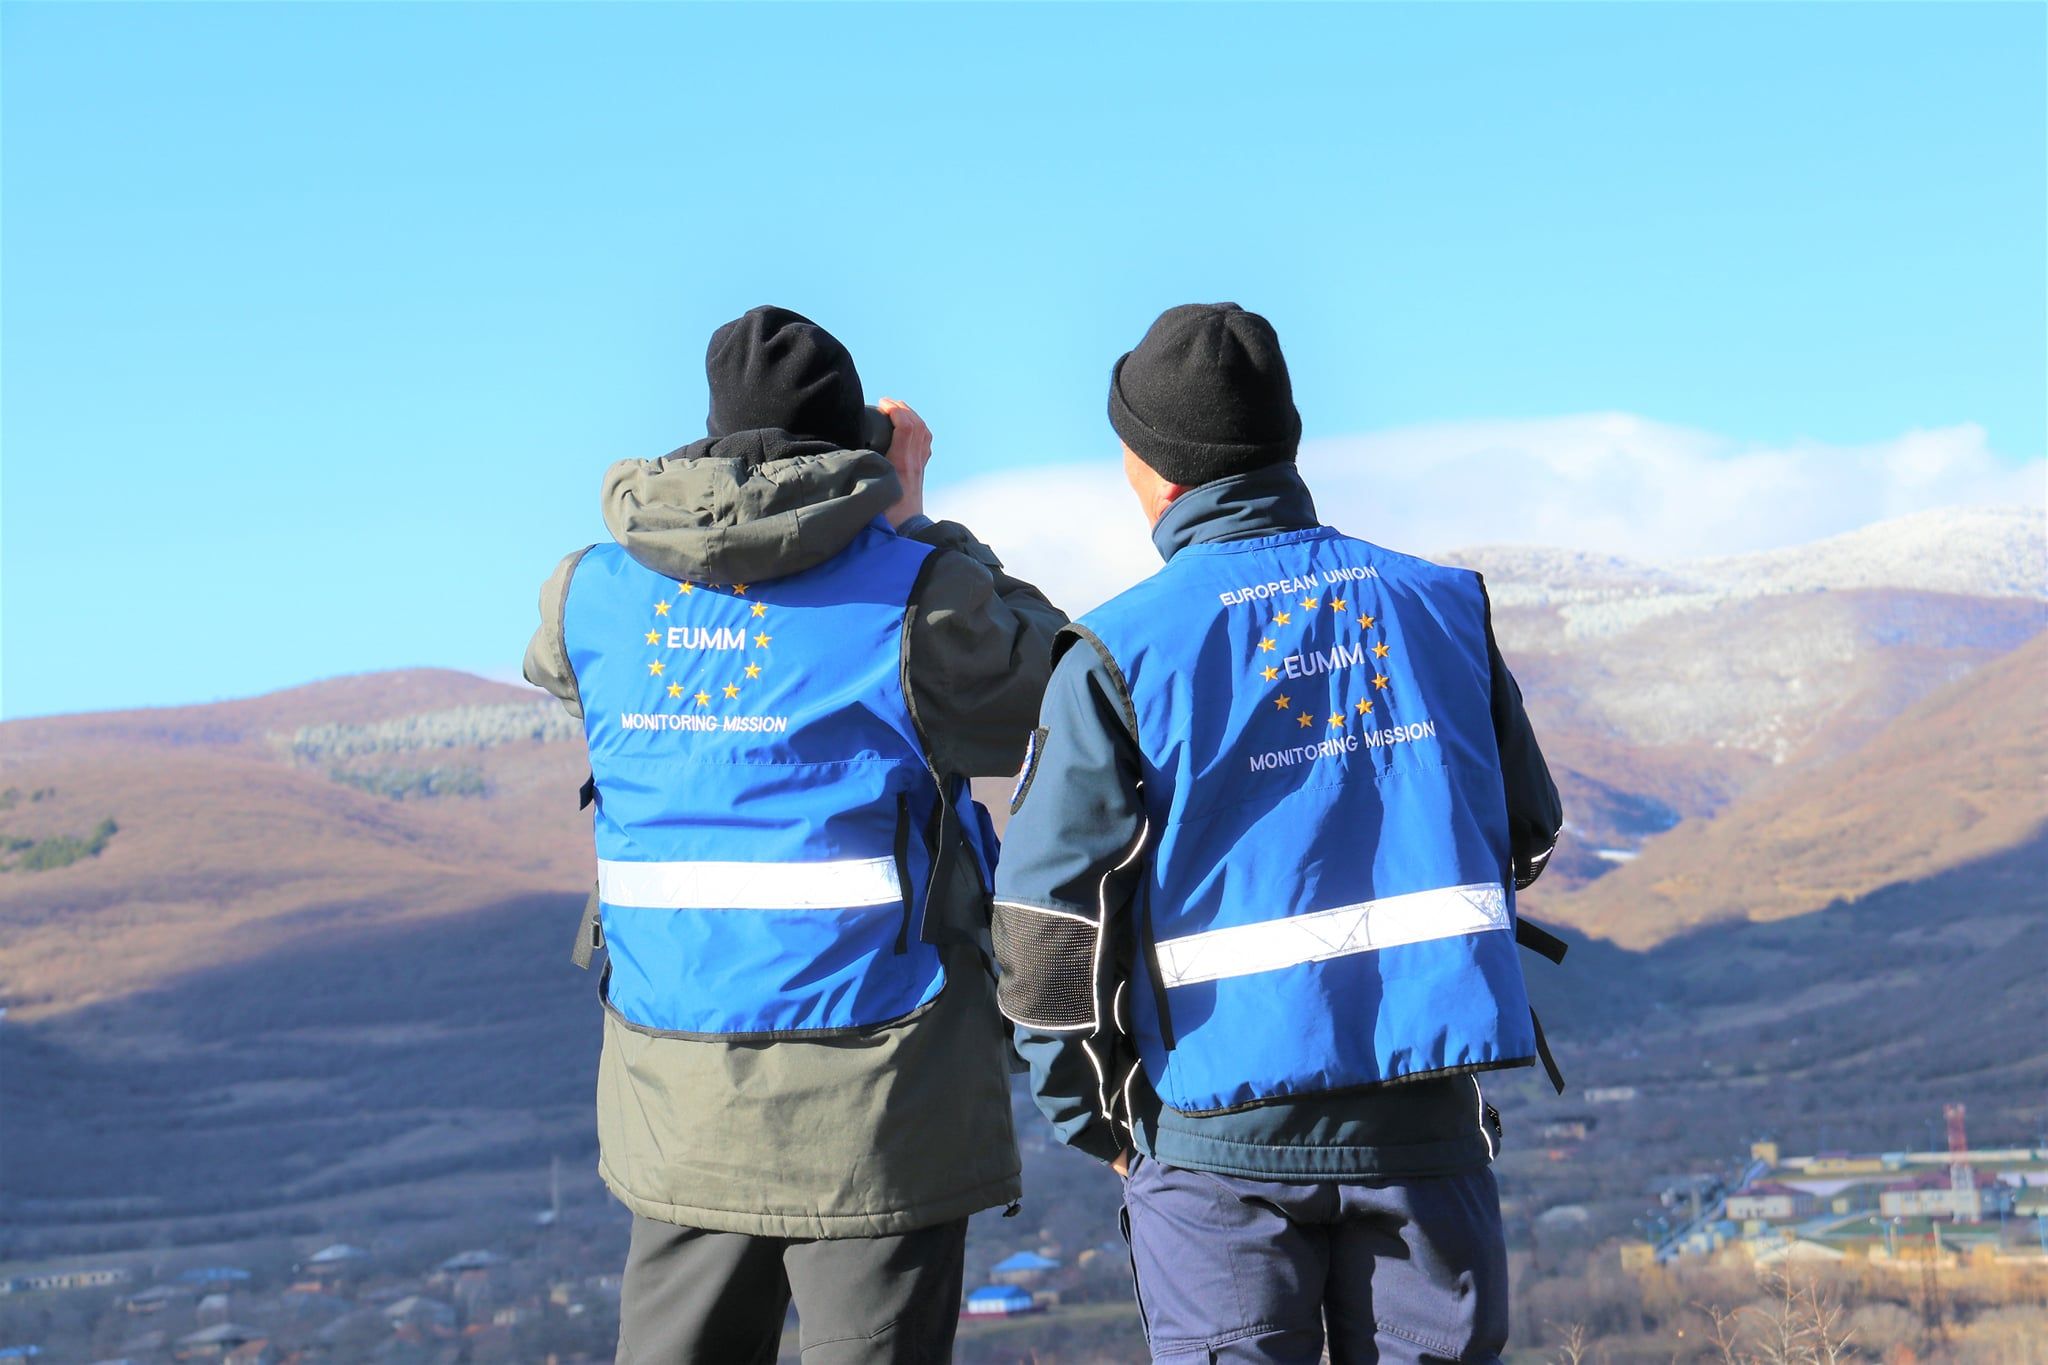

{"left": 601, "top": 429, "right": 899, "bottom": 585}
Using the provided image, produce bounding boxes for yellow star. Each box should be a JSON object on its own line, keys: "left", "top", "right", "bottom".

{"left": 1356, "top": 698, "right": 1374, "bottom": 715}
{"left": 1297, "top": 712, "right": 1314, "bottom": 728}
{"left": 693, "top": 690, "right": 712, "bottom": 706}
{"left": 643, "top": 629, "right": 661, "bottom": 645}
{"left": 745, "top": 663, "right": 762, "bottom": 679}
{"left": 723, "top": 683, "right": 740, "bottom": 699}
{"left": 1372, "top": 641, "right": 1391, "bottom": 659}
{"left": 1328, "top": 712, "right": 1345, "bottom": 729}
{"left": 1258, "top": 638, "right": 1277, "bottom": 653}
{"left": 678, "top": 582, "right": 695, "bottom": 595}
{"left": 1359, "top": 613, "right": 1376, "bottom": 628}
{"left": 646, "top": 660, "right": 665, "bottom": 677}
{"left": 653, "top": 600, "right": 670, "bottom": 616}
{"left": 1372, "top": 673, "right": 1391, "bottom": 690}
{"left": 751, "top": 602, "right": 767, "bottom": 618}
{"left": 1273, "top": 693, "right": 1292, "bottom": 710}
{"left": 732, "top": 584, "right": 748, "bottom": 595}
{"left": 754, "top": 632, "right": 772, "bottom": 648}
{"left": 1275, "top": 611, "right": 1292, "bottom": 626}
{"left": 667, "top": 682, "right": 684, "bottom": 699}
{"left": 1260, "top": 665, "right": 1279, "bottom": 682}
{"left": 1330, "top": 598, "right": 1347, "bottom": 612}
{"left": 1300, "top": 596, "right": 1320, "bottom": 610}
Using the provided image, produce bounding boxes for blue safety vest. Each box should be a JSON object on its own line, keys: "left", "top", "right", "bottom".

{"left": 1079, "top": 525, "right": 1538, "bottom": 1114}
{"left": 564, "top": 520, "right": 993, "bottom": 1038}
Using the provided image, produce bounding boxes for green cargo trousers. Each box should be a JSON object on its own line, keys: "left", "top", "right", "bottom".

{"left": 616, "top": 1213, "right": 969, "bottom": 1364}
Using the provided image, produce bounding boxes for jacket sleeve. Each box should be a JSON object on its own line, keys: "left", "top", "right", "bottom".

{"left": 1481, "top": 586, "right": 1563, "bottom": 888}
{"left": 522, "top": 548, "right": 591, "bottom": 720}
{"left": 992, "top": 631, "right": 1148, "bottom": 1165}
{"left": 900, "top": 518, "right": 1069, "bottom": 777}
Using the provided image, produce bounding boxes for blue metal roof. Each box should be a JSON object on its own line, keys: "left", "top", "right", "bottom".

{"left": 990, "top": 1250, "right": 1058, "bottom": 1272}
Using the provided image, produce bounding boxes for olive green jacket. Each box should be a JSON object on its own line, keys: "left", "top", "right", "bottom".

{"left": 524, "top": 430, "right": 1065, "bottom": 1237}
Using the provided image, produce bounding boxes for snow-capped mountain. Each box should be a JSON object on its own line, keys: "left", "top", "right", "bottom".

{"left": 1448, "top": 505, "right": 2044, "bottom": 775}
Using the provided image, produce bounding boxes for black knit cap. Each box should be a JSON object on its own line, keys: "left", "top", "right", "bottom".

{"left": 1109, "top": 303, "right": 1302, "bottom": 485}
{"left": 705, "top": 305, "right": 868, "bottom": 449}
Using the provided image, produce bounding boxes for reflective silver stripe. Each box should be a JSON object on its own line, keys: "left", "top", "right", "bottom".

{"left": 1154, "top": 882, "right": 1510, "bottom": 988}
{"left": 597, "top": 856, "right": 902, "bottom": 911}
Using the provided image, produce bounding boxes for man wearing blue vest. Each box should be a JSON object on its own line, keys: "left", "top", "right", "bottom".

{"left": 523, "top": 306, "right": 1065, "bottom": 1363}
{"left": 992, "top": 303, "right": 1566, "bottom": 1363}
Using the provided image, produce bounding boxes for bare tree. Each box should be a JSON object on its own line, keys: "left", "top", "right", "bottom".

{"left": 1693, "top": 1274, "right": 1854, "bottom": 1365}
{"left": 1799, "top": 1279, "right": 1851, "bottom": 1365}
{"left": 1547, "top": 1321, "right": 1590, "bottom": 1365}
{"left": 1701, "top": 1302, "right": 1746, "bottom": 1365}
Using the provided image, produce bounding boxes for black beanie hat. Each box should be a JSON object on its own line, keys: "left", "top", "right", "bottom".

{"left": 1108, "top": 303, "right": 1302, "bottom": 485}
{"left": 705, "top": 305, "right": 867, "bottom": 449}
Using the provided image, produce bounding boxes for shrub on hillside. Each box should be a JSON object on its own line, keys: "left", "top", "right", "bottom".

{"left": 1, "top": 817, "right": 119, "bottom": 872}
{"left": 282, "top": 703, "right": 579, "bottom": 763}
{"left": 328, "top": 766, "right": 488, "bottom": 800}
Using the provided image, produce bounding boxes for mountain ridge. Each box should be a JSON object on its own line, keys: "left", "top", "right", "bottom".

{"left": 1451, "top": 503, "right": 2045, "bottom": 610}
{"left": 1532, "top": 630, "right": 2048, "bottom": 946}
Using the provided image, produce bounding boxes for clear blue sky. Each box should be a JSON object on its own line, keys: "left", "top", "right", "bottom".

{"left": 4, "top": 2, "right": 2043, "bottom": 718}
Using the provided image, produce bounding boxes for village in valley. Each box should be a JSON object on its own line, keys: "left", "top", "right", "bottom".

{"left": 0, "top": 1225, "right": 1140, "bottom": 1364}
{"left": 1479, "top": 1095, "right": 2048, "bottom": 1361}
{"left": 0, "top": 1150, "right": 1149, "bottom": 1365}
{"left": 6, "top": 1101, "right": 2048, "bottom": 1363}
{"left": 1634, "top": 1105, "right": 2048, "bottom": 1275}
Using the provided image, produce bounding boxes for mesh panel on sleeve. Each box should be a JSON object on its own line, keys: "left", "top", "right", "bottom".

{"left": 993, "top": 903, "right": 1098, "bottom": 1033}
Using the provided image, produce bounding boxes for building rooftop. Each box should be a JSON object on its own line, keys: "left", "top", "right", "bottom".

{"left": 1807, "top": 1215, "right": 2003, "bottom": 1245}
{"left": 176, "top": 1324, "right": 262, "bottom": 1347}
{"left": 437, "top": 1250, "right": 505, "bottom": 1272}
{"left": 123, "top": 1285, "right": 191, "bottom": 1303}
{"left": 306, "top": 1244, "right": 367, "bottom": 1264}
{"left": 990, "top": 1251, "right": 1059, "bottom": 1273}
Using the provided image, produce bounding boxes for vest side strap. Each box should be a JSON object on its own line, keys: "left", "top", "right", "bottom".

{"left": 570, "top": 883, "right": 602, "bottom": 970}
{"left": 1514, "top": 916, "right": 1570, "bottom": 965}
{"left": 1530, "top": 1008, "right": 1565, "bottom": 1095}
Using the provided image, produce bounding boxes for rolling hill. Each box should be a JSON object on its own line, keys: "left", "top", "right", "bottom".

{"left": 1463, "top": 506, "right": 2041, "bottom": 772}
{"left": 0, "top": 670, "right": 588, "bottom": 1020}
{"left": 1, "top": 505, "right": 2041, "bottom": 1252}
{"left": 1537, "top": 631, "right": 2048, "bottom": 946}
{"left": 1455, "top": 505, "right": 2044, "bottom": 887}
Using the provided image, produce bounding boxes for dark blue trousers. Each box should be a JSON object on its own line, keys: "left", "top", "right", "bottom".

{"left": 1120, "top": 1157, "right": 1510, "bottom": 1363}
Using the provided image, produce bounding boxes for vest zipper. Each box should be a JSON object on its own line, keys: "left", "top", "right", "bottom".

{"left": 910, "top": 751, "right": 960, "bottom": 950}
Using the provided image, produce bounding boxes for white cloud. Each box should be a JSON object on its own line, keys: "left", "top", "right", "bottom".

{"left": 934, "top": 414, "right": 2046, "bottom": 616}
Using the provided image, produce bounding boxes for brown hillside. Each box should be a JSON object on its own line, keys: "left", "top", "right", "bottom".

{"left": 0, "top": 670, "right": 590, "bottom": 1021}
{"left": 1540, "top": 631, "right": 2048, "bottom": 948}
